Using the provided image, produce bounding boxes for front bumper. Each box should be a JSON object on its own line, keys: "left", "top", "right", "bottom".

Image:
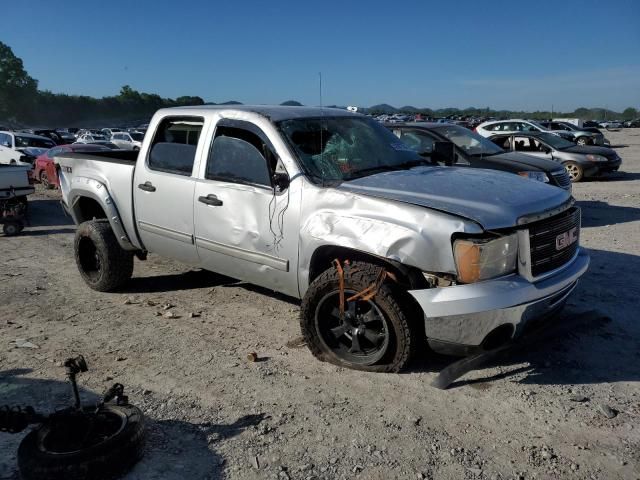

{"left": 408, "top": 247, "right": 589, "bottom": 350}
{"left": 596, "top": 158, "right": 622, "bottom": 173}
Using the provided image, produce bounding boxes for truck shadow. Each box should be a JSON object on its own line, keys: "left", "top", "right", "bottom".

{"left": 0, "top": 368, "right": 263, "bottom": 480}
{"left": 126, "top": 269, "right": 234, "bottom": 294}
{"left": 578, "top": 200, "right": 640, "bottom": 227}
{"left": 426, "top": 247, "right": 640, "bottom": 389}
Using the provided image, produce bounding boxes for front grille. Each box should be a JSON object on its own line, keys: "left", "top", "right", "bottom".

{"left": 528, "top": 207, "right": 580, "bottom": 277}
{"left": 551, "top": 170, "right": 571, "bottom": 190}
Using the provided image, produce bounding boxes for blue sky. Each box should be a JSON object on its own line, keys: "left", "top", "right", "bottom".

{"left": 4, "top": 0, "right": 639, "bottom": 110}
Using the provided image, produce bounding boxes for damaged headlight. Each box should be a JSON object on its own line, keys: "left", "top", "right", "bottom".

{"left": 453, "top": 234, "right": 518, "bottom": 283}
{"left": 585, "top": 154, "right": 608, "bottom": 162}
{"left": 518, "top": 171, "right": 549, "bottom": 183}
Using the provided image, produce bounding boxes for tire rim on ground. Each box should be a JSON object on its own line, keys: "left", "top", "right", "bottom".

{"left": 38, "top": 408, "right": 126, "bottom": 455}
{"left": 314, "top": 290, "right": 390, "bottom": 365}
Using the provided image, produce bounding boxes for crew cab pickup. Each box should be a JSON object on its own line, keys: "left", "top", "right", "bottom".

{"left": 56, "top": 106, "right": 589, "bottom": 372}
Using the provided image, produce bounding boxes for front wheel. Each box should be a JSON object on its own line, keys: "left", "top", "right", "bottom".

{"left": 3, "top": 222, "right": 21, "bottom": 236}
{"left": 576, "top": 137, "right": 589, "bottom": 146}
{"left": 301, "top": 261, "right": 421, "bottom": 372}
{"left": 564, "top": 161, "right": 584, "bottom": 182}
{"left": 74, "top": 220, "right": 134, "bottom": 291}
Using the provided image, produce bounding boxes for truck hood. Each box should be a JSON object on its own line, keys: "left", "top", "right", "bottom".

{"left": 489, "top": 151, "right": 564, "bottom": 172}
{"left": 337, "top": 166, "right": 571, "bottom": 230}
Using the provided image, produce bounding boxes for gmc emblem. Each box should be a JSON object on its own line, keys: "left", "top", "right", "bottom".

{"left": 556, "top": 227, "right": 578, "bottom": 251}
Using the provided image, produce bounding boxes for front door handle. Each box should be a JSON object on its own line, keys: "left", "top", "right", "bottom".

{"left": 138, "top": 181, "right": 156, "bottom": 192}
{"left": 198, "top": 194, "right": 223, "bottom": 206}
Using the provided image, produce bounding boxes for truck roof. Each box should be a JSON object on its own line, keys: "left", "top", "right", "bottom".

{"left": 157, "top": 105, "right": 359, "bottom": 122}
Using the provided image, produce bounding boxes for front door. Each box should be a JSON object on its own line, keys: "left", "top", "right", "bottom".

{"left": 193, "top": 120, "right": 300, "bottom": 297}
{"left": 133, "top": 116, "right": 206, "bottom": 265}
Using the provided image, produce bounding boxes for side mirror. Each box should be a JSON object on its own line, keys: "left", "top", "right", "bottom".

{"left": 272, "top": 172, "right": 290, "bottom": 192}
{"left": 432, "top": 141, "right": 455, "bottom": 166}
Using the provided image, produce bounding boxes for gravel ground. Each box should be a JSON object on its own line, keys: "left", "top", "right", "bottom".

{"left": 1, "top": 129, "right": 639, "bottom": 480}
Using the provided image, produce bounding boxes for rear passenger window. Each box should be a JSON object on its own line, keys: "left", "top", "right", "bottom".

{"left": 148, "top": 117, "right": 204, "bottom": 176}
{"left": 206, "top": 126, "right": 273, "bottom": 187}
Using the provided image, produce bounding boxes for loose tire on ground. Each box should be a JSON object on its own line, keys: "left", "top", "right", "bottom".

{"left": 74, "top": 220, "right": 134, "bottom": 292}
{"left": 564, "top": 161, "right": 584, "bottom": 182}
{"left": 300, "top": 261, "right": 422, "bottom": 373}
{"left": 18, "top": 404, "right": 145, "bottom": 480}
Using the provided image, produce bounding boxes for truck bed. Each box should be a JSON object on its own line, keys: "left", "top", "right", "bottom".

{"left": 55, "top": 149, "right": 140, "bottom": 248}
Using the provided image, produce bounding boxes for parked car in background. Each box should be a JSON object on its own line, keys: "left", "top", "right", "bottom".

{"left": 56, "top": 128, "right": 78, "bottom": 143}
{"left": 475, "top": 119, "right": 575, "bottom": 142}
{"left": 539, "top": 121, "right": 604, "bottom": 145}
{"left": 34, "top": 143, "right": 112, "bottom": 188}
{"left": 0, "top": 131, "right": 56, "bottom": 166}
{"left": 20, "top": 129, "right": 65, "bottom": 145}
{"left": 386, "top": 122, "right": 572, "bottom": 190}
{"left": 623, "top": 119, "right": 640, "bottom": 128}
{"left": 598, "top": 120, "right": 622, "bottom": 129}
{"left": 583, "top": 120, "right": 600, "bottom": 128}
{"left": 83, "top": 140, "right": 119, "bottom": 149}
{"left": 55, "top": 105, "right": 588, "bottom": 372}
{"left": 110, "top": 131, "right": 144, "bottom": 150}
{"left": 488, "top": 131, "right": 622, "bottom": 182}
{"left": 101, "top": 128, "right": 124, "bottom": 139}
{"left": 76, "top": 133, "right": 109, "bottom": 143}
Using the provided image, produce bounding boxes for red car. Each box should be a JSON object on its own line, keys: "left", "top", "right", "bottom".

{"left": 34, "top": 144, "right": 111, "bottom": 188}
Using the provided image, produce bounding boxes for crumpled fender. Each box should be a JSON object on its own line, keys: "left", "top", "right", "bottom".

{"left": 297, "top": 185, "right": 482, "bottom": 295}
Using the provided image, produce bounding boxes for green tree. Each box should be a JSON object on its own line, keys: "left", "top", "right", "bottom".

{"left": 0, "top": 41, "right": 38, "bottom": 122}
{"left": 622, "top": 107, "right": 638, "bottom": 120}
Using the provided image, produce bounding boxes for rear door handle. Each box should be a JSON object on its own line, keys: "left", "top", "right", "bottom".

{"left": 138, "top": 181, "right": 156, "bottom": 192}
{"left": 198, "top": 194, "right": 223, "bottom": 206}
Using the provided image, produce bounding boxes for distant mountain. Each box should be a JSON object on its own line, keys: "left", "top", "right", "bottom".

{"left": 280, "top": 100, "right": 303, "bottom": 106}
{"left": 219, "top": 100, "right": 243, "bottom": 105}
{"left": 399, "top": 106, "right": 420, "bottom": 113}
{"left": 368, "top": 104, "right": 398, "bottom": 114}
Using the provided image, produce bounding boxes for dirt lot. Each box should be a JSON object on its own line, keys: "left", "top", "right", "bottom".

{"left": 1, "top": 129, "right": 639, "bottom": 480}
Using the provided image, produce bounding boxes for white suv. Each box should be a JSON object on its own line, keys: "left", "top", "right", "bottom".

{"left": 0, "top": 131, "right": 55, "bottom": 165}
{"left": 110, "top": 132, "right": 144, "bottom": 150}
{"left": 475, "top": 119, "right": 573, "bottom": 142}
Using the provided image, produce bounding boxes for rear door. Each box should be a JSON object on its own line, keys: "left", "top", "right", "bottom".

{"left": 193, "top": 119, "right": 299, "bottom": 297}
{"left": 133, "top": 116, "right": 206, "bottom": 265}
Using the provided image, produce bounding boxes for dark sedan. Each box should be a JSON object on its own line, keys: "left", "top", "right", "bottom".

{"left": 385, "top": 122, "right": 572, "bottom": 190}
{"left": 487, "top": 132, "right": 622, "bottom": 182}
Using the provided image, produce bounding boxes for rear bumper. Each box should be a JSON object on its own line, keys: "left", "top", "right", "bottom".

{"left": 408, "top": 248, "right": 589, "bottom": 351}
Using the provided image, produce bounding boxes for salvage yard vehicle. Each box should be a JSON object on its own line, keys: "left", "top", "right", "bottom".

{"left": 110, "top": 131, "right": 144, "bottom": 150}
{"left": 0, "top": 164, "right": 33, "bottom": 235}
{"left": 385, "top": 122, "right": 572, "bottom": 190}
{"left": 475, "top": 119, "right": 576, "bottom": 143}
{"left": 34, "top": 144, "right": 112, "bottom": 189}
{"left": 56, "top": 106, "right": 589, "bottom": 372}
{"left": 488, "top": 131, "right": 622, "bottom": 182}
{"left": 539, "top": 121, "right": 604, "bottom": 146}
{"left": 0, "top": 131, "right": 56, "bottom": 166}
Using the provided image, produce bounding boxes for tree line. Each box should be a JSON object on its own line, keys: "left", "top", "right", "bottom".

{"left": 1, "top": 41, "right": 637, "bottom": 127}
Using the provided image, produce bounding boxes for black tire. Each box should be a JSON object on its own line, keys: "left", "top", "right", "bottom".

{"left": 576, "top": 136, "right": 589, "bottom": 146}
{"left": 3, "top": 222, "right": 21, "bottom": 236}
{"left": 301, "top": 261, "right": 421, "bottom": 373}
{"left": 74, "top": 220, "right": 134, "bottom": 291}
{"left": 564, "top": 161, "right": 584, "bottom": 182}
{"left": 40, "top": 170, "right": 54, "bottom": 189}
{"left": 18, "top": 404, "right": 145, "bottom": 480}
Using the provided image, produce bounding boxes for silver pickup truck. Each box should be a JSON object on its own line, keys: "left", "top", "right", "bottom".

{"left": 56, "top": 106, "right": 589, "bottom": 372}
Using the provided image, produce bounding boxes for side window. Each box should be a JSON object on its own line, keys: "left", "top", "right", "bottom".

{"left": 0, "top": 133, "right": 10, "bottom": 147}
{"left": 513, "top": 136, "right": 537, "bottom": 152}
{"left": 206, "top": 126, "right": 273, "bottom": 187}
{"left": 148, "top": 117, "right": 204, "bottom": 176}
{"left": 492, "top": 136, "right": 511, "bottom": 149}
{"left": 398, "top": 130, "right": 435, "bottom": 154}
{"left": 484, "top": 123, "right": 498, "bottom": 131}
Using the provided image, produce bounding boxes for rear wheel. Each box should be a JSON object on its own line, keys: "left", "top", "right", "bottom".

{"left": 40, "top": 170, "right": 53, "bottom": 189}
{"left": 564, "top": 161, "right": 584, "bottom": 182}
{"left": 301, "top": 261, "right": 421, "bottom": 372}
{"left": 74, "top": 220, "right": 134, "bottom": 291}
